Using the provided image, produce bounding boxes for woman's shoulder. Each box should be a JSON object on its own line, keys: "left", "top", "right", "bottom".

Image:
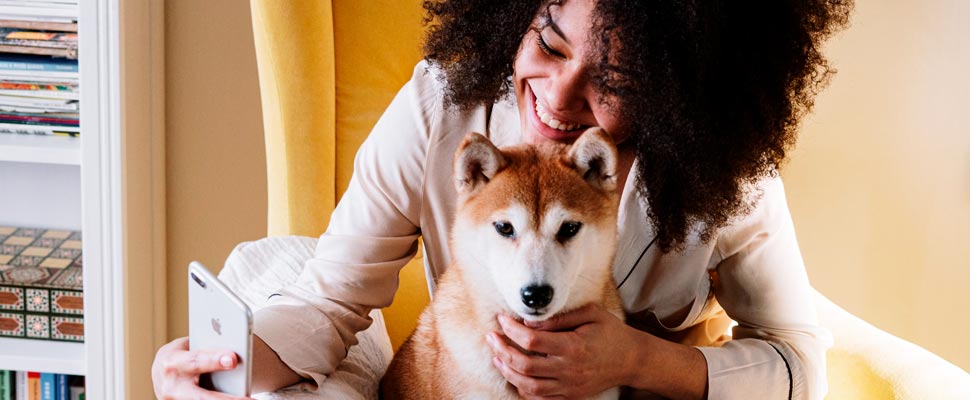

{"left": 713, "top": 175, "right": 796, "bottom": 259}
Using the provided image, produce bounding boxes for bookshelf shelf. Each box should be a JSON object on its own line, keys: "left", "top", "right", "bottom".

{"left": 0, "top": 134, "right": 80, "bottom": 165}
{"left": 0, "top": 337, "right": 84, "bottom": 375}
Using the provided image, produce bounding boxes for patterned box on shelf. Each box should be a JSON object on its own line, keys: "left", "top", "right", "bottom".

{"left": 0, "top": 226, "right": 84, "bottom": 342}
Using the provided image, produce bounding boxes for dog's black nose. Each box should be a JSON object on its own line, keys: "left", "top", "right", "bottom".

{"left": 520, "top": 285, "right": 554, "bottom": 309}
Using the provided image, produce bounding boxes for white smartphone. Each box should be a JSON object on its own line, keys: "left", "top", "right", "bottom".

{"left": 188, "top": 261, "right": 253, "bottom": 396}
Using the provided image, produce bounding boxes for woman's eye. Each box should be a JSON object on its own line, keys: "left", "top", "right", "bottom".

{"left": 535, "top": 33, "right": 563, "bottom": 58}
{"left": 556, "top": 221, "right": 582, "bottom": 243}
{"left": 494, "top": 221, "right": 515, "bottom": 238}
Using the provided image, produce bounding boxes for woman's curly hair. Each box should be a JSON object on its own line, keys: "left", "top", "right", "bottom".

{"left": 423, "top": 0, "right": 853, "bottom": 251}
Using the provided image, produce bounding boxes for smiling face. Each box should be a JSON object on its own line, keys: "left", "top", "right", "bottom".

{"left": 514, "top": 0, "right": 628, "bottom": 146}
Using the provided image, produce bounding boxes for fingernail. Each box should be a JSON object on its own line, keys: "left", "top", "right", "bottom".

{"left": 492, "top": 356, "right": 503, "bottom": 368}
{"left": 485, "top": 334, "right": 495, "bottom": 347}
{"left": 219, "top": 355, "right": 233, "bottom": 368}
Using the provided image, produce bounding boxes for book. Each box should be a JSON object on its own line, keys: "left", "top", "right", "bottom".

{"left": 13, "top": 371, "right": 23, "bottom": 400}
{"left": 0, "top": 28, "right": 75, "bottom": 46}
{"left": 66, "top": 376, "right": 82, "bottom": 400}
{"left": 0, "top": 227, "right": 84, "bottom": 342}
{"left": 0, "top": 19, "right": 75, "bottom": 33}
{"left": 0, "top": 74, "right": 73, "bottom": 84}
{"left": 0, "top": 80, "right": 79, "bottom": 100}
{"left": 0, "top": 122, "right": 78, "bottom": 135}
{"left": 0, "top": 111, "right": 78, "bottom": 126}
{"left": 37, "top": 374, "right": 51, "bottom": 400}
{"left": 0, "top": 122, "right": 77, "bottom": 135}
{"left": 26, "top": 372, "right": 37, "bottom": 400}
{"left": 0, "top": 97, "right": 79, "bottom": 114}
{"left": 0, "top": 29, "right": 76, "bottom": 59}
{"left": 53, "top": 376, "right": 65, "bottom": 400}
{"left": 0, "top": 54, "right": 76, "bottom": 78}
{"left": 0, "top": 44, "right": 74, "bottom": 59}
{"left": 0, "top": 5, "right": 77, "bottom": 24}
{"left": 0, "top": 370, "right": 10, "bottom": 400}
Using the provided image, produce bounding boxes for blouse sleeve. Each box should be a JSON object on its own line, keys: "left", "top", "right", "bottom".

{"left": 697, "top": 177, "right": 833, "bottom": 400}
{"left": 251, "top": 61, "right": 442, "bottom": 388}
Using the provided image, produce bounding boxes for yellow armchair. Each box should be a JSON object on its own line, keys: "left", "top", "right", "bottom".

{"left": 248, "top": 1, "right": 970, "bottom": 398}
{"left": 250, "top": 0, "right": 429, "bottom": 348}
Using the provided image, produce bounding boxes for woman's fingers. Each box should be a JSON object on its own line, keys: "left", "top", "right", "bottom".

{"left": 525, "top": 304, "right": 602, "bottom": 331}
{"left": 164, "top": 346, "right": 238, "bottom": 375}
{"left": 497, "top": 314, "right": 571, "bottom": 355}
{"left": 487, "top": 332, "right": 558, "bottom": 377}
{"left": 492, "top": 356, "right": 563, "bottom": 399}
{"left": 153, "top": 336, "right": 250, "bottom": 400}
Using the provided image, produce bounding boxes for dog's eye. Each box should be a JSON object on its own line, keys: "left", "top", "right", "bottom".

{"left": 556, "top": 221, "right": 582, "bottom": 243}
{"left": 493, "top": 221, "right": 515, "bottom": 238}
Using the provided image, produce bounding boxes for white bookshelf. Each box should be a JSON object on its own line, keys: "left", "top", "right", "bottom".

{"left": 0, "top": 338, "right": 84, "bottom": 375}
{"left": 0, "top": 1, "right": 165, "bottom": 398}
{"left": 0, "top": 135, "right": 80, "bottom": 165}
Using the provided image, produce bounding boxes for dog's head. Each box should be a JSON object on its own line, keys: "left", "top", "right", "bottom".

{"left": 451, "top": 128, "right": 620, "bottom": 322}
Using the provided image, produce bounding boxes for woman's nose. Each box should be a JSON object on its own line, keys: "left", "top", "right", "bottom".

{"left": 543, "top": 66, "right": 587, "bottom": 114}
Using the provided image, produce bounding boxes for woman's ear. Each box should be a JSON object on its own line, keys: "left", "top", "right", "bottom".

{"left": 454, "top": 132, "right": 508, "bottom": 194}
{"left": 566, "top": 127, "right": 618, "bottom": 192}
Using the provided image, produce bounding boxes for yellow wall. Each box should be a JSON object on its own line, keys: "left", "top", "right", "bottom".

{"left": 164, "top": 0, "right": 267, "bottom": 339}
{"left": 161, "top": 0, "right": 970, "bottom": 372}
{"left": 783, "top": 0, "right": 970, "bottom": 369}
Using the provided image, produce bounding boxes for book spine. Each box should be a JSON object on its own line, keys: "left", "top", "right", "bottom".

{"left": 0, "top": 90, "right": 80, "bottom": 101}
{"left": 14, "top": 371, "right": 25, "bottom": 400}
{"left": 37, "top": 375, "right": 51, "bottom": 400}
{"left": 66, "top": 386, "right": 80, "bottom": 400}
{"left": 26, "top": 372, "right": 38, "bottom": 400}
{"left": 0, "top": 95, "right": 78, "bottom": 112}
{"left": 0, "top": 60, "right": 76, "bottom": 74}
{"left": 0, "top": 370, "right": 10, "bottom": 400}
{"left": 53, "top": 376, "right": 66, "bottom": 400}
{"left": 0, "top": 20, "right": 78, "bottom": 33}
{"left": 0, "top": 113, "right": 77, "bottom": 126}
{"left": 0, "top": 122, "right": 79, "bottom": 135}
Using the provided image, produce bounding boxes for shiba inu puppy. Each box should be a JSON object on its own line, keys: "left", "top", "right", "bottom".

{"left": 381, "top": 128, "right": 624, "bottom": 399}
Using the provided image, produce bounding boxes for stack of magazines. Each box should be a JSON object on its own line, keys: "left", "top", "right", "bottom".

{"left": 0, "top": 0, "right": 78, "bottom": 137}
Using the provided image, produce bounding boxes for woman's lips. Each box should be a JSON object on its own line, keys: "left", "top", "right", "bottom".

{"left": 526, "top": 84, "right": 587, "bottom": 142}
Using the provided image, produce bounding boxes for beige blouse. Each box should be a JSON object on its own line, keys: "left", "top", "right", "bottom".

{"left": 254, "top": 61, "right": 832, "bottom": 399}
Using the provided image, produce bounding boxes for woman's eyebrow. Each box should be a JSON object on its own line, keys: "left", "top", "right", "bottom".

{"left": 547, "top": 16, "right": 571, "bottom": 45}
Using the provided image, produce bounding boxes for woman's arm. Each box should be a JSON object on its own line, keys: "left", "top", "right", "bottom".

{"left": 248, "top": 61, "right": 443, "bottom": 390}
{"left": 696, "top": 176, "right": 831, "bottom": 400}
{"left": 251, "top": 334, "right": 303, "bottom": 393}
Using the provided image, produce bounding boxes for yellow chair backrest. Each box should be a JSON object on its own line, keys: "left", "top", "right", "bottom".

{"left": 250, "top": 0, "right": 429, "bottom": 349}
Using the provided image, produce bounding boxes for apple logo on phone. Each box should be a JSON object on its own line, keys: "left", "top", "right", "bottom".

{"left": 211, "top": 318, "right": 222, "bottom": 335}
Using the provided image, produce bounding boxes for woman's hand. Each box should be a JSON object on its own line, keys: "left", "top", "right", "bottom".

{"left": 486, "top": 304, "right": 641, "bottom": 399}
{"left": 152, "top": 336, "right": 253, "bottom": 400}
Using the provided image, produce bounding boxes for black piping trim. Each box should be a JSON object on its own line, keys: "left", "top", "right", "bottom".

{"left": 616, "top": 236, "right": 657, "bottom": 289}
{"left": 267, "top": 293, "right": 282, "bottom": 300}
{"left": 768, "top": 342, "right": 794, "bottom": 400}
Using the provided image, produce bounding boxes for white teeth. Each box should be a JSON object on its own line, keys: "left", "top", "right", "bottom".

{"left": 535, "top": 101, "right": 580, "bottom": 131}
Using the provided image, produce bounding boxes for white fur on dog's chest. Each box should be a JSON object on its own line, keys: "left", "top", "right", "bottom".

{"left": 438, "top": 321, "right": 521, "bottom": 399}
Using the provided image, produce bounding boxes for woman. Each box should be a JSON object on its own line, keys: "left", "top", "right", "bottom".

{"left": 153, "top": 0, "right": 853, "bottom": 398}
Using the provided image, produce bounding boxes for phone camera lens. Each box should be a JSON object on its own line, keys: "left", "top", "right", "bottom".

{"left": 191, "top": 272, "right": 207, "bottom": 289}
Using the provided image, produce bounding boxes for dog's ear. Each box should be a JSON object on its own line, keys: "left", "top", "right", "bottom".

{"left": 454, "top": 132, "right": 508, "bottom": 194}
{"left": 567, "top": 127, "right": 618, "bottom": 192}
